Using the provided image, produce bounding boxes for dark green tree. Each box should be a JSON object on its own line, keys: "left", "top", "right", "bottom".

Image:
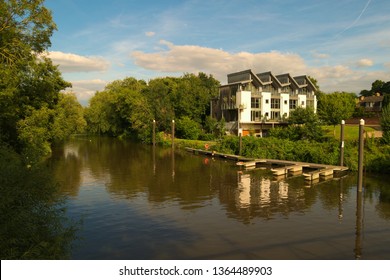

{"left": 0, "top": 0, "right": 72, "bottom": 161}
{"left": 85, "top": 78, "right": 153, "bottom": 141}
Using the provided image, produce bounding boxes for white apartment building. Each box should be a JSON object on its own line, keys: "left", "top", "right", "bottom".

{"left": 211, "top": 69, "right": 317, "bottom": 136}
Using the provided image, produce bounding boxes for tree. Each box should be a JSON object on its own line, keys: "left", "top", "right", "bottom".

{"left": 381, "top": 105, "right": 390, "bottom": 144}
{"left": 85, "top": 78, "right": 153, "bottom": 142}
{"left": 51, "top": 93, "right": 87, "bottom": 142}
{"left": 0, "top": 0, "right": 56, "bottom": 65}
{"left": 372, "top": 80, "right": 385, "bottom": 94}
{"left": 288, "top": 106, "right": 318, "bottom": 125}
{"left": 176, "top": 116, "right": 202, "bottom": 140}
{"left": 317, "top": 92, "right": 356, "bottom": 134}
{"left": 0, "top": 1, "right": 72, "bottom": 161}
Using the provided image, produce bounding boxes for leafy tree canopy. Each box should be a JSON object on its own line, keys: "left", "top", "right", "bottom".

{"left": 317, "top": 92, "right": 356, "bottom": 127}
{"left": 85, "top": 73, "right": 220, "bottom": 141}
{"left": 0, "top": 0, "right": 56, "bottom": 65}
{"left": 1, "top": 0, "right": 79, "bottom": 162}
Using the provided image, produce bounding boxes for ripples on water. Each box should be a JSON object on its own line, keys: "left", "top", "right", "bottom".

{"left": 50, "top": 138, "right": 390, "bottom": 259}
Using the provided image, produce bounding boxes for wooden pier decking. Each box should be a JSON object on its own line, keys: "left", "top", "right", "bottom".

{"left": 185, "top": 147, "right": 349, "bottom": 181}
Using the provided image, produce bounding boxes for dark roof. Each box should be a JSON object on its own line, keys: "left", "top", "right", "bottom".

{"left": 360, "top": 95, "right": 384, "bottom": 103}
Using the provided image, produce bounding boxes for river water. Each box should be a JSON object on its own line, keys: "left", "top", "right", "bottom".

{"left": 50, "top": 137, "right": 390, "bottom": 259}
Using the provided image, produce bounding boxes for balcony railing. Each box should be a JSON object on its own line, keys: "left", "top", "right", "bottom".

{"left": 222, "top": 103, "right": 237, "bottom": 110}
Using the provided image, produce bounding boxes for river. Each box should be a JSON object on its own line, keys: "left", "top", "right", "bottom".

{"left": 49, "top": 137, "right": 390, "bottom": 259}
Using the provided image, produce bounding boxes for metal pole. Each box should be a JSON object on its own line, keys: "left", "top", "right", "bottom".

{"left": 171, "top": 120, "right": 175, "bottom": 149}
{"left": 357, "top": 119, "right": 364, "bottom": 192}
{"left": 340, "top": 120, "right": 345, "bottom": 166}
{"left": 152, "top": 119, "right": 156, "bottom": 146}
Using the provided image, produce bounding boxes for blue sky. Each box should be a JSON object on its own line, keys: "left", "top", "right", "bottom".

{"left": 45, "top": 0, "right": 390, "bottom": 104}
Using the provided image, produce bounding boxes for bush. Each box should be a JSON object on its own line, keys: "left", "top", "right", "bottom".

{"left": 176, "top": 116, "right": 202, "bottom": 140}
{"left": 216, "top": 136, "right": 340, "bottom": 165}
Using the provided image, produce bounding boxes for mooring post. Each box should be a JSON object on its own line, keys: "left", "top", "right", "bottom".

{"left": 238, "top": 128, "right": 242, "bottom": 156}
{"left": 171, "top": 119, "right": 175, "bottom": 149}
{"left": 357, "top": 119, "right": 364, "bottom": 192}
{"left": 340, "top": 120, "right": 345, "bottom": 166}
{"left": 152, "top": 119, "right": 156, "bottom": 146}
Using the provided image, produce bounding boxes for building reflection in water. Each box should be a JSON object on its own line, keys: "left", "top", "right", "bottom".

{"left": 236, "top": 172, "right": 289, "bottom": 209}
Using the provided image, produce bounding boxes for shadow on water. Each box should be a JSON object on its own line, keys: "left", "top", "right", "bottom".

{"left": 48, "top": 137, "right": 390, "bottom": 259}
{"left": 0, "top": 145, "right": 78, "bottom": 259}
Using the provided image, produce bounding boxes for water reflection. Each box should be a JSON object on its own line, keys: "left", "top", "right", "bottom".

{"left": 1, "top": 146, "right": 77, "bottom": 259}
{"left": 50, "top": 137, "right": 390, "bottom": 259}
{"left": 355, "top": 190, "right": 363, "bottom": 259}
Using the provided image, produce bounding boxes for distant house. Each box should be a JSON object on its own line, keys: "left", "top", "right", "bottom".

{"left": 358, "top": 93, "right": 383, "bottom": 113}
{"left": 211, "top": 69, "right": 317, "bottom": 136}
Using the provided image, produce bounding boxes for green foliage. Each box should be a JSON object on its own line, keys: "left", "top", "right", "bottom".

{"left": 0, "top": 144, "right": 77, "bottom": 259}
{"left": 361, "top": 80, "right": 390, "bottom": 96}
{"left": 176, "top": 116, "right": 202, "bottom": 140}
{"left": 51, "top": 93, "right": 87, "bottom": 142}
{"left": 216, "top": 136, "right": 340, "bottom": 165}
{"left": 17, "top": 105, "right": 53, "bottom": 163}
{"left": 85, "top": 78, "right": 153, "bottom": 142}
{"left": 317, "top": 92, "right": 356, "bottom": 127}
{"left": 0, "top": 0, "right": 80, "bottom": 162}
{"left": 381, "top": 105, "right": 390, "bottom": 144}
{"left": 0, "top": 0, "right": 56, "bottom": 65}
{"left": 269, "top": 107, "right": 324, "bottom": 141}
{"left": 204, "top": 116, "right": 225, "bottom": 139}
{"left": 85, "top": 73, "right": 221, "bottom": 141}
{"left": 288, "top": 106, "right": 318, "bottom": 125}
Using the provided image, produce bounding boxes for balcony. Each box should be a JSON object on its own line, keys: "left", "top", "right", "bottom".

{"left": 222, "top": 103, "right": 237, "bottom": 110}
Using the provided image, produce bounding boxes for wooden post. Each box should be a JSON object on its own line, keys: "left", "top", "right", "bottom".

{"left": 357, "top": 119, "right": 364, "bottom": 192}
{"left": 152, "top": 119, "right": 156, "bottom": 146}
{"left": 239, "top": 128, "right": 242, "bottom": 156}
{"left": 171, "top": 120, "right": 175, "bottom": 149}
{"left": 340, "top": 120, "right": 345, "bottom": 166}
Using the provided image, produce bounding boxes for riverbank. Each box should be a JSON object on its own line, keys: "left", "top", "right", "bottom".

{"left": 160, "top": 135, "right": 390, "bottom": 174}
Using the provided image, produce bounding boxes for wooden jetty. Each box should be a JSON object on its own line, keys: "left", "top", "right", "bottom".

{"left": 185, "top": 147, "right": 348, "bottom": 182}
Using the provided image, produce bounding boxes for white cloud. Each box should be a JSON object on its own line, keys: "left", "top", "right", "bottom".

{"left": 47, "top": 51, "right": 110, "bottom": 73}
{"left": 311, "top": 51, "right": 329, "bottom": 59}
{"left": 132, "top": 40, "right": 306, "bottom": 82}
{"left": 67, "top": 79, "right": 108, "bottom": 105}
{"left": 131, "top": 40, "right": 389, "bottom": 93}
{"left": 357, "top": 58, "right": 374, "bottom": 67}
{"left": 145, "top": 31, "right": 156, "bottom": 37}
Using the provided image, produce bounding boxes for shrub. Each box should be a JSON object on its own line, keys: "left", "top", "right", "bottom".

{"left": 176, "top": 116, "right": 202, "bottom": 140}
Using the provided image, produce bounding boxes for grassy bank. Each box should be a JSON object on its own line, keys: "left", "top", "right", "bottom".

{"left": 323, "top": 125, "right": 377, "bottom": 141}
{"left": 159, "top": 133, "right": 390, "bottom": 174}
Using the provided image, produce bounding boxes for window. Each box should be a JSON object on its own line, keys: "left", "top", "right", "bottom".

{"left": 284, "top": 100, "right": 288, "bottom": 105}
{"left": 265, "top": 99, "right": 269, "bottom": 104}
{"left": 251, "top": 110, "right": 261, "bottom": 121}
{"left": 251, "top": 98, "right": 260, "bottom": 108}
{"left": 301, "top": 101, "right": 305, "bottom": 106}
{"left": 289, "top": 100, "right": 297, "bottom": 110}
{"left": 271, "top": 111, "right": 279, "bottom": 120}
{"left": 271, "top": 98, "right": 280, "bottom": 109}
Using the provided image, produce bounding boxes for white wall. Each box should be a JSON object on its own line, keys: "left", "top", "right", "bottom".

{"left": 298, "top": 95, "right": 307, "bottom": 108}
{"left": 280, "top": 93, "right": 289, "bottom": 118}
{"left": 261, "top": 92, "right": 271, "bottom": 120}
{"left": 236, "top": 90, "right": 252, "bottom": 123}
